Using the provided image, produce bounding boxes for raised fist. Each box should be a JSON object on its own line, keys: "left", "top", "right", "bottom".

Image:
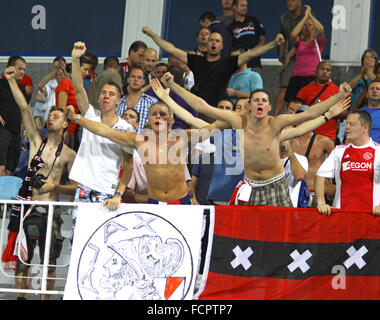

{"left": 142, "top": 26, "right": 152, "bottom": 35}
{"left": 4, "top": 67, "right": 16, "bottom": 80}
{"left": 72, "top": 41, "right": 87, "bottom": 59}
{"left": 65, "top": 105, "right": 77, "bottom": 121}
{"left": 339, "top": 82, "right": 352, "bottom": 98}
{"left": 161, "top": 72, "right": 174, "bottom": 87}
{"left": 274, "top": 34, "right": 285, "bottom": 46}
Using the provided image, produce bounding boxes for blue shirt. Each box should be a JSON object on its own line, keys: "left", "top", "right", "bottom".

{"left": 146, "top": 86, "right": 198, "bottom": 130}
{"left": 351, "top": 78, "right": 370, "bottom": 107}
{"left": 362, "top": 106, "right": 380, "bottom": 143}
{"left": 227, "top": 69, "right": 263, "bottom": 103}
{"left": 207, "top": 130, "right": 244, "bottom": 202}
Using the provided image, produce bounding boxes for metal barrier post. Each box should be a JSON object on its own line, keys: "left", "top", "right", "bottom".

{"left": 0, "top": 200, "right": 76, "bottom": 297}
{"left": 40, "top": 204, "right": 54, "bottom": 292}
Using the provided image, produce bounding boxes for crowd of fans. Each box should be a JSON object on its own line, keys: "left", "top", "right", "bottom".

{"left": 1, "top": 0, "right": 380, "bottom": 299}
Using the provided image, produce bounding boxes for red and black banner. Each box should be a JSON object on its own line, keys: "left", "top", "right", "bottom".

{"left": 199, "top": 206, "right": 380, "bottom": 300}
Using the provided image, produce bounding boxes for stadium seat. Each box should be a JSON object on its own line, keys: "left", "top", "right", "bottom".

{"left": 0, "top": 176, "right": 22, "bottom": 200}
{"left": 12, "top": 150, "right": 29, "bottom": 180}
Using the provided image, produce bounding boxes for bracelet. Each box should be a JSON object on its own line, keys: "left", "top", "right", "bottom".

{"left": 322, "top": 113, "right": 329, "bottom": 123}
{"left": 114, "top": 192, "right": 123, "bottom": 198}
{"left": 75, "top": 114, "right": 81, "bottom": 124}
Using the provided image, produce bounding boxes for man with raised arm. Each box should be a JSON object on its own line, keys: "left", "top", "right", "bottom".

{"left": 142, "top": 25, "right": 284, "bottom": 119}
{"left": 3, "top": 66, "right": 77, "bottom": 300}
{"left": 65, "top": 96, "right": 228, "bottom": 204}
{"left": 69, "top": 42, "right": 134, "bottom": 216}
{"left": 160, "top": 72, "right": 352, "bottom": 206}
{"left": 151, "top": 77, "right": 350, "bottom": 147}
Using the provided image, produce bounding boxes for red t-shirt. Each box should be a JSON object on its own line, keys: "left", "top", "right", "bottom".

{"left": 19, "top": 74, "right": 33, "bottom": 87}
{"left": 297, "top": 81, "right": 339, "bottom": 141}
{"left": 55, "top": 78, "right": 79, "bottom": 134}
{"left": 1, "top": 74, "right": 33, "bottom": 87}
{"left": 340, "top": 145, "right": 376, "bottom": 210}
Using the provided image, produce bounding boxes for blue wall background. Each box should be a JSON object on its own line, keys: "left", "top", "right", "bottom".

{"left": 0, "top": 0, "right": 125, "bottom": 57}
{"left": 372, "top": 0, "right": 380, "bottom": 55}
{"left": 0, "top": 0, "right": 379, "bottom": 58}
{"left": 163, "top": 0, "right": 334, "bottom": 59}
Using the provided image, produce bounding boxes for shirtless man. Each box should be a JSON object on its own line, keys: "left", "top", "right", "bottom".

{"left": 66, "top": 101, "right": 193, "bottom": 204}
{"left": 160, "top": 72, "right": 352, "bottom": 206}
{"left": 65, "top": 95, "right": 229, "bottom": 204}
{"left": 290, "top": 116, "right": 335, "bottom": 201}
{"left": 4, "top": 66, "right": 77, "bottom": 300}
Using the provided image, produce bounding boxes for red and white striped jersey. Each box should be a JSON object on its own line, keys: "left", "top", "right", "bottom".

{"left": 317, "top": 139, "right": 380, "bottom": 210}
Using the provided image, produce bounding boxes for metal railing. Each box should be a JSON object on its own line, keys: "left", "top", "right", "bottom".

{"left": 0, "top": 200, "right": 76, "bottom": 297}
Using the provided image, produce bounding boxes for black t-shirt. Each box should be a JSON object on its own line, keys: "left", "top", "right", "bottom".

{"left": 227, "top": 16, "right": 266, "bottom": 68}
{"left": 0, "top": 79, "right": 27, "bottom": 134}
{"left": 187, "top": 54, "right": 239, "bottom": 108}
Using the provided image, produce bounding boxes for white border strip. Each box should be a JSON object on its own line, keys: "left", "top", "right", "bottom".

{"left": 0, "top": 57, "right": 361, "bottom": 67}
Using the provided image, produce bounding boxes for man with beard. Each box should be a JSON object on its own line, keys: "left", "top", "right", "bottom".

{"left": 3, "top": 67, "right": 77, "bottom": 300}
{"left": 142, "top": 25, "right": 284, "bottom": 121}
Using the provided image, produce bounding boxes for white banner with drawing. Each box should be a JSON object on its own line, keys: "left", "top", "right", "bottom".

{"left": 63, "top": 203, "right": 205, "bottom": 300}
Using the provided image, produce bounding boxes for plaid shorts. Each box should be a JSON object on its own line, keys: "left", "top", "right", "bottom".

{"left": 230, "top": 174, "right": 293, "bottom": 207}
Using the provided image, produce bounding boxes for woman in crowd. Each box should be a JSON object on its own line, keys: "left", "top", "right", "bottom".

{"left": 285, "top": 5, "right": 325, "bottom": 102}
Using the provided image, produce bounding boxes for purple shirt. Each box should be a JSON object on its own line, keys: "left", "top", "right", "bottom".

{"left": 146, "top": 86, "right": 198, "bottom": 130}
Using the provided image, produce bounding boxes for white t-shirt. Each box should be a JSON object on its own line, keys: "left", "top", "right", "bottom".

{"left": 282, "top": 153, "right": 309, "bottom": 207}
{"left": 69, "top": 105, "right": 134, "bottom": 194}
{"left": 32, "top": 78, "right": 58, "bottom": 122}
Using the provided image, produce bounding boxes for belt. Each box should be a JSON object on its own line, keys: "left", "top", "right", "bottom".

{"left": 245, "top": 172, "right": 285, "bottom": 187}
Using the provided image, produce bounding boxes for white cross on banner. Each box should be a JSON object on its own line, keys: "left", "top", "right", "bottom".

{"left": 287, "top": 249, "right": 312, "bottom": 273}
{"left": 63, "top": 203, "right": 206, "bottom": 300}
{"left": 344, "top": 245, "right": 368, "bottom": 270}
{"left": 230, "top": 245, "right": 253, "bottom": 270}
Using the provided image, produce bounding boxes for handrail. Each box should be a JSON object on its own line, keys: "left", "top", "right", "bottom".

{"left": 0, "top": 200, "right": 78, "bottom": 297}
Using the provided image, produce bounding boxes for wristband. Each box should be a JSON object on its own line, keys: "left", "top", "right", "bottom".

{"left": 322, "top": 113, "right": 329, "bottom": 123}
{"left": 114, "top": 192, "right": 123, "bottom": 198}
{"left": 75, "top": 114, "right": 81, "bottom": 124}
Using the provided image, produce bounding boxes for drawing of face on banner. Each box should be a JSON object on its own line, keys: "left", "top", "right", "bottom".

{"left": 76, "top": 211, "right": 194, "bottom": 300}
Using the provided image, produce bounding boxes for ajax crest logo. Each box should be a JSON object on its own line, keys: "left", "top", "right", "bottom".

{"left": 76, "top": 211, "right": 194, "bottom": 300}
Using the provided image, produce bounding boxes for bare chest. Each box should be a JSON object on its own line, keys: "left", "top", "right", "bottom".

{"left": 136, "top": 137, "right": 188, "bottom": 165}
{"left": 243, "top": 127, "right": 279, "bottom": 155}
